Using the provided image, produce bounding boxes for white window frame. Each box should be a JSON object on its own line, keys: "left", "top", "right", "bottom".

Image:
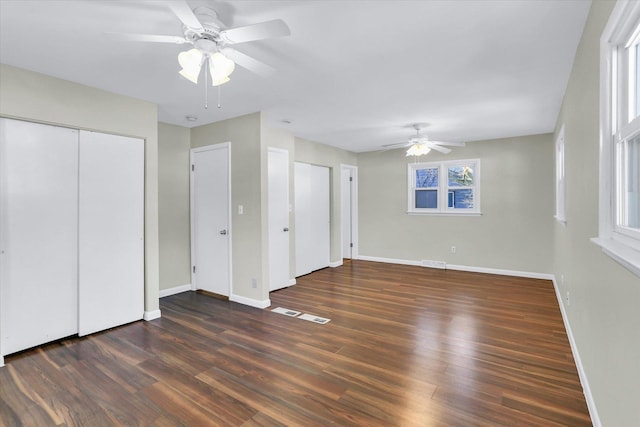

{"left": 407, "top": 159, "right": 481, "bottom": 216}
{"left": 594, "top": 0, "right": 640, "bottom": 277}
{"left": 555, "top": 125, "right": 567, "bottom": 224}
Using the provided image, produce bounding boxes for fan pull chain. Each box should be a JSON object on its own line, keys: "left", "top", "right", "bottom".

{"left": 218, "top": 85, "right": 222, "bottom": 109}
{"left": 204, "top": 59, "right": 208, "bottom": 109}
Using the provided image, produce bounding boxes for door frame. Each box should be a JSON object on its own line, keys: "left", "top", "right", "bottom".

{"left": 190, "top": 142, "right": 232, "bottom": 296}
{"left": 340, "top": 164, "right": 359, "bottom": 260}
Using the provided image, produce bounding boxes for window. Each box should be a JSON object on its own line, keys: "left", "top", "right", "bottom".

{"left": 408, "top": 159, "right": 480, "bottom": 215}
{"left": 555, "top": 125, "right": 566, "bottom": 224}
{"left": 596, "top": 0, "right": 640, "bottom": 277}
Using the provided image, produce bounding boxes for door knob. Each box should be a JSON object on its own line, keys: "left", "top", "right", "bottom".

{"left": 219, "top": 229, "right": 227, "bottom": 235}
{"left": 283, "top": 227, "right": 289, "bottom": 232}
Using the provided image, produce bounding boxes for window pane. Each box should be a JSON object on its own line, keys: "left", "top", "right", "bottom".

{"left": 636, "top": 43, "right": 640, "bottom": 119}
{"left": 416, "top": 168, "right": 438, "bottom": 188}
{"left": 448, "top": 165, "right": 474, "bottom": 187}
{"left": 415, "top": 190, "right": 437, "bottom": 208}
{"left": 448, "top": 189, "right": 474, "bottom": 209}
{"left": 624, "top": 134, "right": 640, "bottom": 228}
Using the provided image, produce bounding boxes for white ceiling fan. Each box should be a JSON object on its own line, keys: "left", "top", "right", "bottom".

{"left": 108, "top": 0, "right": 290, "bottom": 86}
{"left": 383, "top": 124, "right": 466, "bottom": 156}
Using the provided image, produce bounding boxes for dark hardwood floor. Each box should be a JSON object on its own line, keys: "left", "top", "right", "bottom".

{"left": 0, "top": 261, "right": 591, "bottom": 426}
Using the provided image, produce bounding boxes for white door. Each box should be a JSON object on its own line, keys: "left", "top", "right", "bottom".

{"left": 0, "top": 118, "right": 79, "bottom": 355}
{"left": 191, "top": 143, "right": 230, "bottom": 296}
{"left": 268, "top": 148, "right": 291, "bottom": 291}
{"left": 78, "top": 131, "right": 144, "bottom": 336}
{"left": 341, "top": 165, "right": 358, "bottom": 260}
{"left": 341, "top": 167, "right": 352, "bottom": 259}
{"left": 294, "top": 163, "right": 330, "bottom": 276}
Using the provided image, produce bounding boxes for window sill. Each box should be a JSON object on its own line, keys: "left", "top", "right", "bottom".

{"left": 591, "top": 237, "right": 640, "bottom": 278}
{"left": 407, "top": 211, "right": 482, "bottom": 217}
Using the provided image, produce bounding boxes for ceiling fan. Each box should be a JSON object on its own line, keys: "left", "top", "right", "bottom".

{"left": 383, "top": 124, "right": 466, "bottom": 156}
{"left": 108, "top": 0, "right": 290, "bottom": 86}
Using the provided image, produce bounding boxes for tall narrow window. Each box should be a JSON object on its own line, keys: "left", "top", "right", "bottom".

{"left": 555, "top": 126, "right": 566, "bottom": 223}
{"left": 597, "top": 0, "right": 640, "bottom": 277}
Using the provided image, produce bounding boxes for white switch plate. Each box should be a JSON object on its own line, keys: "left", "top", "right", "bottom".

{"left": 238, "top": 205, "right": 244, "bottom": 215}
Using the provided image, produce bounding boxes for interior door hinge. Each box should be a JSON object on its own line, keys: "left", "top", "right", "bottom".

{"left": 193, "top": 265, "right": 196, "bottom": 273}
{"left": 350, "top": 243, "right": 353, "bottom": 248}
{"left": 349, "top": 176, "right": 353, "bottom": 182}
{"left": 191, "top": 164, "right": 195, "bottom": 171}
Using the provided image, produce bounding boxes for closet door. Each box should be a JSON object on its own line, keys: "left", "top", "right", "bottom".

{"left": 0, "top": 118, "right": 78, "bottom": 355}
{"left": 294, "top": 163, "right": 330, "bottom": 277}
{"left": 78, "top": 131, "right": 144, "bottom": 336}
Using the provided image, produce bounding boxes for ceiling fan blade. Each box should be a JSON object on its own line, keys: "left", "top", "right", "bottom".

{"left": 381, "top": 142, "right": 412, "bottom": 148}
{"left": 222, "top": 48, "right": 275, "bottom": 77}
{"left": 219, "top": 19, "right": 290, "bottom": 44}
{"left": 167, "top": 0, "right": 204, "bottom": 32}
{"left": 428, "top": 144, "right": 452, "bottom": 154}
{"left": 429, "top": 141, "right": 466, "bottom": 147}
{"left": 105, "top": 33, "right": 188, "bottom": 44}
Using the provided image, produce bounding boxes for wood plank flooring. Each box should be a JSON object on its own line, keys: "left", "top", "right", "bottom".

{"left": 0, "top": 261, "right": 591, "bottom": 426}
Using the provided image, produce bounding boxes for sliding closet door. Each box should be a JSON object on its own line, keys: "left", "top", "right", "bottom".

{"left": 78, "top": 131, "right": 144, "bottom": 336}
{"left": 0, "top": 118, "right": 78, "bottom": 355}
{"left": 294, "top": 162, "right": 330, "bottom": 277}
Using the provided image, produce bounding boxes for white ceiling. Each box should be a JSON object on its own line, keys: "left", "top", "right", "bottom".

{"left": 0, "top": 0, "right": 590, "bottom": 152}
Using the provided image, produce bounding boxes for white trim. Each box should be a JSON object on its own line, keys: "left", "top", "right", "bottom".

{"left": 0, "top": 355, "right": 4, "bottom": 367}
{"left": 357, "top": 255, "right": 553, "bottom": 280}
{"left": 287, "top": 278, "right": 296, "bottom": 286}
{"left": 159, "top": 284, "right": 192, "bottom": 298}
{"left": 143, "top": 310, "right": 161, "bottom": 321}
{"left": 591, "top": 237, "right": 640, "bottom": 277}
{"left": 551, "top": 277, "right": 601, "bottom": 427}
{"left": 329, "top": 260, "right": 343, "bottom": 268}
{"left": 446, "top": 264, "right": 554, "bottom": 281}
{"left": 229, "top": 294, "right": 271, "bottom": 309}
{"left": 555, "top": 125, "right": 567, "bottom": 223}
{"left": 357, "top": 255, "right": 422, "bottom": 267}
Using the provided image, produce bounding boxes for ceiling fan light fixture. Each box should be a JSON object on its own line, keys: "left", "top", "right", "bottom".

{"left": 406, "top": 143, "right": 431, "bottom": 157}
{"left": 209, "top": 53, "right": 235, "bottom": 79}
{"left": 178, "top": 48, "right": 204, "bottom": 83}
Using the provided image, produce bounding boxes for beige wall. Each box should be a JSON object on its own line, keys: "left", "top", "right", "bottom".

{"left": 295, "top": 137, "right": 358, "bottom": 264}
{"left": 158, "top": 122, "right": 191, "bottom": 291}
{"left": 357, "top": 134, "right": 554, "bottom": 273}
{"left": 190, "top": 113, "right": 269, "bottom": 303}
{"left": 553, "top": 1, "right": 640, "bottom": 425}
{"left": 0, "top": 65, "right": 160, "bottom": 333}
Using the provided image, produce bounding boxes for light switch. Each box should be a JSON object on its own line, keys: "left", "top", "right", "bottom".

{"left": 238, "top": 205, "right": 244, "bottom": 215}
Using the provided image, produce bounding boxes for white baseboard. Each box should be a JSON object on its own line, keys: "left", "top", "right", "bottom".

{"left": 0, "top": 355, "right": 4, "bottom": 368}
{"left": 159, "top": 283, "right": 192, "bottom": 298}
{"left": 446, "top": 264, "right": 555, "bottom": 281}
{"left": 357, "top": 255, "right": 421, "bottom": 267}
{"left": 229, "top": 294, "right": 271, "bottom": 309}
{"left": 551, "top": 278, "right": 601, "bottom": 427}
{"left": 357, "top": 255, "right": 553, "bottom": 280}
{"left": 143, "top": 309, "right": 162, "bottom": 321}
{"left": 329, "top": 260, "right": 343, "bottom": 268}
{"left": 288, "top": 278, "right": 296, "bottom": 286}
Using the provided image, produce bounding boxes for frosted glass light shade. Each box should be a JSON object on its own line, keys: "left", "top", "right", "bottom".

{"left": 178, "top": 48, "right": 203, "bottom": 84}
{"left": 406, "top": 143, "right": 431, "bottom": 157}
{"left": 209, "top": 52, "right": 235, "bottom": 86}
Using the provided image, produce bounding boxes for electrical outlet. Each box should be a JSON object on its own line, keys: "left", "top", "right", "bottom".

{"left": 451, "top": 246, "right": 456, "bottom": 254}
{"left": 252, "top": 278, "right": 257, "bottom": 288}
{"left": 566, "top": 291, "right": 570, "bottom": 307}
{"left": 560, "top": 274, "right": 565, "bottom": 286}
{"left": 238, "top": 205, "right": 244, "bottom": 215}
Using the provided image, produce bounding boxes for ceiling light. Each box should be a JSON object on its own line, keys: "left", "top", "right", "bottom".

{"left": 406, "top": 143, "right": 431, "bottom": 157}
{"left": 178, "top": 48, "right": 234, "bottom": 86}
